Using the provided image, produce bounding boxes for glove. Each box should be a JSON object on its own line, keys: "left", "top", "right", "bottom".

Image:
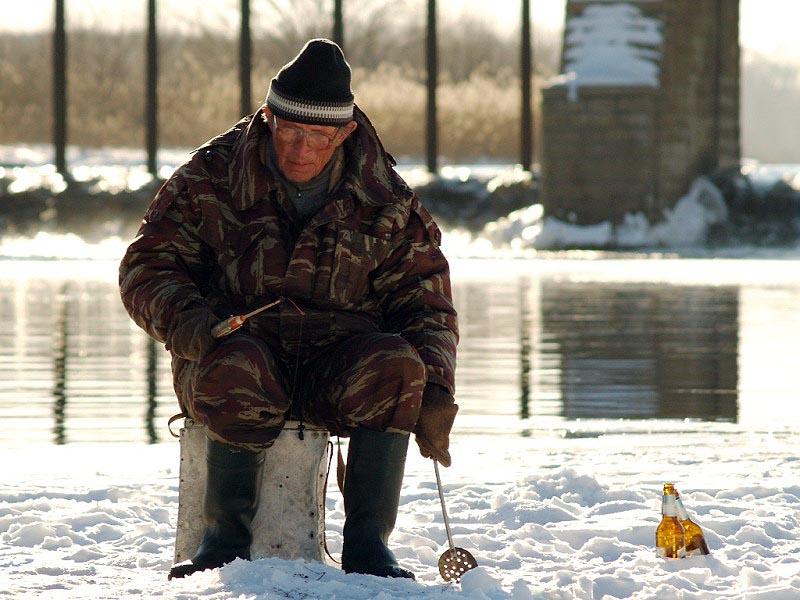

{"left": 165, "top": 305, "right": 218, "bottom": 361}
{"left": 414, "top": 384, "right": 458, "bottom": 467}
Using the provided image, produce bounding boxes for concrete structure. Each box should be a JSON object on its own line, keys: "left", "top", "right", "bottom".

{"left": 541, "top": 0, "right": 740, "bottom": 225}
{"left": 174, "top": 420, "right": 330, "bottom": 564}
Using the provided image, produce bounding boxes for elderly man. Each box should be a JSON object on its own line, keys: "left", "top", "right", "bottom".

{"left": 119, "top": 39, "right": 458, "bottom": 580}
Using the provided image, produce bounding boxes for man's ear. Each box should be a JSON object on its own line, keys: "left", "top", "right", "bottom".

{"left": 341, "top": 120, "right": 357, "bottom": 140}
{"left": 262, "top": 105, "right": 273, "bottom": 120}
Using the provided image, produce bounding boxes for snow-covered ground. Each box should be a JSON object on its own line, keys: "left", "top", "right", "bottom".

{"left": 3, "top": 424, "right": 799, "bottom": 599}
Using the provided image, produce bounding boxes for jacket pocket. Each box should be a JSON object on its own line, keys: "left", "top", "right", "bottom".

{"left": 329, "top": 229, "right": 389, "bottom": 305}
{"left": 198, "top": 203, "right": 285, "bottom": 298}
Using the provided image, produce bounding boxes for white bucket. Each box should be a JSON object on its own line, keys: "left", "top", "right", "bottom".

{"left": 173, "top": 419, "right": 330, "bottom": 563}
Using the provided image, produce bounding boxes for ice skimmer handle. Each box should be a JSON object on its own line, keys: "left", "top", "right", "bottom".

{"left": 433, "top": 459, "right": 479, "bottom": 582}
{"left": 434, "top": 459, "right": 456, "bottom": 552}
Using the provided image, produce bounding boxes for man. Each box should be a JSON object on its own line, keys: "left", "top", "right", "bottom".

{"left": 119, "top": 39, "right": 458, "bottom": 581}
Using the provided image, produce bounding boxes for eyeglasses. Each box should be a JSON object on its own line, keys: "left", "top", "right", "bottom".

{"left": 271, "top": 116, "right": 340, "bottom": 151}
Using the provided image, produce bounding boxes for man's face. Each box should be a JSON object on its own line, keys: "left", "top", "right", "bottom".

{"left": 265, "top": 108, "right": 357, "bottom": 184}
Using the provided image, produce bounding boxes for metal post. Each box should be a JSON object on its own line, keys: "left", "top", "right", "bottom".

{"left": 332, "top": 0, "right": 344, "bottom": 50}
{"left": 240, "top": 0, "right": 252, "bottom": 116}
{"left": 520, "top": 0, "right": 533, "bottom": 171}
{"left": 425, "top": 0, "right": 438, "bottom": 174}
{"left": 710, "top": 0, "right": 722, "bottom": 169}
{"left": 146, "top": 0, "right": 158, "bottom": 176}
{"left": 53, "top": 0, "right": 67, "bottom": 175}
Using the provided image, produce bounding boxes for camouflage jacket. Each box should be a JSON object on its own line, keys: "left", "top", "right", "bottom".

{"left": 119, "top": 106, "right": 458, "bottom": 394}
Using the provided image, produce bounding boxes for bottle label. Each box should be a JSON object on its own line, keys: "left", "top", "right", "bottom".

{"left": 661, "top": 495, "right": 678, "bottom": 517}
{"left": 675, "top": 498, "right": 689, "bottom": 521}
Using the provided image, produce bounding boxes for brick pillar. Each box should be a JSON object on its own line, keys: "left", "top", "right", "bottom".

{"left": 657, "top": 0, "right": 740, "bottom": 206}
{"left": 541, "top": 0, "right": 740, "bottom": 227}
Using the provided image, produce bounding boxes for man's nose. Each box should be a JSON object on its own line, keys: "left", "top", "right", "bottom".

{"left": 290, "top": 133, "right": 314, "bottom": 151}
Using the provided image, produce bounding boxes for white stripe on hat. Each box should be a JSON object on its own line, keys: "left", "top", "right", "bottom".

{"left": 267, "top": 87, "right": 353, "bottom": 122}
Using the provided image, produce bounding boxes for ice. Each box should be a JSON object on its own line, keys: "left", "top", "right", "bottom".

{"left": 460, "top": 567, "right": 508, "bottom": 598}
{"left": 69, "top": 547, "right": 105, "bottom": 562}
{"left": 510, "top": 579, "right": 534, "bottom": 600}
{"left": 2, "top": 432, "right": 791, "bottom": 597}
{"left": 0, "top": 232, "right": 129, "bottom": 261}
{"left": 40, "top": 535, "right": 74, "bottom": 550}
{"left": 588, "top": 573, "right": 643, "bottom": 598}
{"left": 733, "top": 526, "right": 775, "bottom": 548}
{"left": 4, "top": 522, "right": 57, "bottom": 547}
{"left": 579, "top": 537, "right": 640, "bottom": 562}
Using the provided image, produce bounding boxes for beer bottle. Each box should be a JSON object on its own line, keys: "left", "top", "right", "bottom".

{"left": 656, "top": 483, "right": 686, "bottom": 558}
{"left": 675, "top": 488, "right": 710, "bottom": 556}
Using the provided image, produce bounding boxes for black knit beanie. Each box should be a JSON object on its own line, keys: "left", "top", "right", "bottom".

{"left": 266, "top": 38, "right": 354, "bottom": 126}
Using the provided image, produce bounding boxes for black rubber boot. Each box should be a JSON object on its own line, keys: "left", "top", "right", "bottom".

{"left": 168, "top": 439, "right": 264, "bottom": 580}
{"left": 341, "top": 428, "right": 415, "bottom": 579}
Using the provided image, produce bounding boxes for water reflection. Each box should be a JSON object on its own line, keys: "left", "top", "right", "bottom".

{"left": 0, "top": 275, "right": 175, "bottom": 444}
{"left": 53, "top": 283, "right": 68, "bottom": 444}
{"left": 540, "top": 283, "right": 738, "bottom": 421}
{"left": 1, "top": 261, "right": 798, "bottom": 444}
{"left": 518, "top": 278, "right": 531, "bottom": 423}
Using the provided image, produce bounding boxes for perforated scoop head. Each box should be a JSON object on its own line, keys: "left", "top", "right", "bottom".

{"left": 438, "top": 547, "right": 478, "bottom": 582}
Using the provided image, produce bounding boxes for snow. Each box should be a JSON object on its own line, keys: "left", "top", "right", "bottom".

{"left": 741, "top": 160, "right": 800, "bottom": 195}
{"left": 447, "top": 176, "right": 733, "bottom": 254}
{"left": 0, "top": 231, "right": 129, "bottom": 260}
{"left": 0, "top": 143, "right": 189, "bottom": 172}
{"left": 3, "top": 143, "right": 798, "bottom": 254}
{"left": 3, "top": 427, "right": 800, "bottom": 599}
{"left": 555, "top": 3, "right": 663, "bottom": 99}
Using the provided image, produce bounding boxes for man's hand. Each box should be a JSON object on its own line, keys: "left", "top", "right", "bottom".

{"left": 165, "top": 306, "right": 218, "bottom": 361}
{"left": 415, "top": 384, "right": 458, "bottom": 467}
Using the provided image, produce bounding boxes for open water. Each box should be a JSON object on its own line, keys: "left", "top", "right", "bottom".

{"left": 2, "top": 253, "right": 799, "bottom": 446}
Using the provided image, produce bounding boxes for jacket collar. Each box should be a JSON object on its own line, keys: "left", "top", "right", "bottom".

{"left": 228, "top": 112, "right": 276, "bottom": 211}
{"left": 339, "top": 106, "right": 409, "bottom": 208}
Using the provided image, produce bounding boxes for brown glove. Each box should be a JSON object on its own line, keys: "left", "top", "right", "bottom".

{"left": 415, "top": 384, "right": 458, "bottom": 467}
{"left": 165, "top": 305, "right": 218, "bottom": 361}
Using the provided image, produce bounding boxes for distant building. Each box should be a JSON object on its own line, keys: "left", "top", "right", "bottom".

{"left": 541, "top": 0, "right": 740, "bottom": 225}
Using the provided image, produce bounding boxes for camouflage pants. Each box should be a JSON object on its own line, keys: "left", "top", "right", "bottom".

{"left": 172, "top": 332, "right": 426, "bottom": 450}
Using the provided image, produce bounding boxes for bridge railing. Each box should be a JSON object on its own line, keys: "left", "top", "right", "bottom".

{"left": 49, "top": 0, "right": 537, "bottom": 178}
